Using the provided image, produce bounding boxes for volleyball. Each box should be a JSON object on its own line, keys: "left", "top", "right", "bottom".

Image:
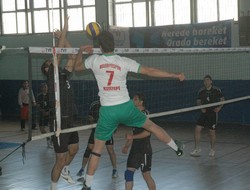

{"left": 86, "top": 22, "right": 102, "bottom": 38}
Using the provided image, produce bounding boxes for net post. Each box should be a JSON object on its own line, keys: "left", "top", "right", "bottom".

{"left": 28, "top": 48, "right": 33, "bottom": 142}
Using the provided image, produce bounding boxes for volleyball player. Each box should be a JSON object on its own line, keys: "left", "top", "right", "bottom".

{"left": 41, "top": 16, "right": 79, "bottom": 190}
{"left": 36, "top": 82, "right": 53, "bottom": 148}
{"left": 77, "top": 100, "right": 118, "bottom": 179}
{"left": 122, "top": 93, "right": 156, "bottom": 190}
{"left": 190, "top": 75, "right": 224, "bottom": 157}
{"left": 75, "top": 31, "right": 185, "bottom": 190}
{"left": 18, "top": 80, "right": 36, "bottom": 131}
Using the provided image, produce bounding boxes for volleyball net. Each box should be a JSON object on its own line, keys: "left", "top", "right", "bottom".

{"left": 1, "top": 46, "right": 248, "bottom": 173}
{"left": 25, "top": 46, "right": 250, "bottom": 142}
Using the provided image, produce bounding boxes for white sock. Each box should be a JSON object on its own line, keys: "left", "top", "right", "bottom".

{"left": 50, "top": 182, "right": 57, "bottom": 190}
{"left": 167, "top": 139, "right": 178, "bottom": 151}
{"left": 85, "top": 174, "right": 94, "bottom": 187}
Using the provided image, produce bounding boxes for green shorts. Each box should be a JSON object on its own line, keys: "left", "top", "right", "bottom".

{"left": 95, "top": 100, "right": 147, "bottom": 141}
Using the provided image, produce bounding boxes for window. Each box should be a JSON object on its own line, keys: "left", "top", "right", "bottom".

{"left": 1, "top": 0, "right": 96, "bottom": 34}
{"left": 197, "top": 0, "right": 238, "bottom": 23}
{"left": 219, "top": 0, "right": 238, "bottom": 21}
{"left": 112, "top": 0, "right": 238, "bottom": 27}
{"left": 112, "top": 0, "right": 191, "bottom": 27}
{"left": 2, "top": 0, "right": 29, "bottom": 34}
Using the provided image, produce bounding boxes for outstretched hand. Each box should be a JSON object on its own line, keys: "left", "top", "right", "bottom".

{"left": 54, "top": 29, "right": 62, "bottom": 39}
{"left": 178, "top": 73, "right": 185, "bottom": 81}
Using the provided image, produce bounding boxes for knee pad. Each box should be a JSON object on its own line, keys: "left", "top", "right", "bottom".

{"left": 84, "top": 147, "right": 92, "bottom": 158}
{"left": 90, "top": 151, "right": 101, "bottom": 157}
{"left": 124, "top": 170, "right": 134, "bottom": 182}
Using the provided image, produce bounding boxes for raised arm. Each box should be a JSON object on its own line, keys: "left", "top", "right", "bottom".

{"left": 139, "top": 66, "right": 185, "bottom": 81}
{"left": 54, "top": 16, "right": 69, "bottom": 66}
{"left": 75, "top": 45, "right": 93, "bottom": 72}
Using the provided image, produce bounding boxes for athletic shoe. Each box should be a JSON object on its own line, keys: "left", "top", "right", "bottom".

{"left": 77, "top": 168, "right": 84, "bottom": 177}
{"left": 77, "top": 177, "right": 85, "bottom": 183}
{"left": 47, "top": 139, "right": 53, "bottom": 149}
{"left": 61, "top": 171, "right": 76, "bottom": 184}
{"left": 112, "top": 169, "right": 118, "bottom": 178}
{"left": 209, "top": 149, "right": 215, "bottom": 157}
{"left": 190, "top": 148, "right": 201, "bottom": 157}
{"left": 174, "top": 139, "right": 184, "bottom": 157}
{"left": 82, "top": 181, "right": 91, "bottom": 190}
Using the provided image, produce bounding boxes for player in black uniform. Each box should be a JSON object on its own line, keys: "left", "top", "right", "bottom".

{"left": 36, "top": 83, "right": 53, "bottom": 148}
{"left": 41, "top": 16, "right": 79, "bottom": 190}
{"left": 190, "top": 75, "right": 224, "bottom": 157}
{"left": 122, "top": 93, "right": 156, "bottom": 190}
{"left": 77, "top": 100, "right": 118, "bottom": 179}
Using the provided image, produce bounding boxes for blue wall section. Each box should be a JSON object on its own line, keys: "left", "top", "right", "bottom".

{"left": 1, "top": 80, "right": 250, "bottom": 125}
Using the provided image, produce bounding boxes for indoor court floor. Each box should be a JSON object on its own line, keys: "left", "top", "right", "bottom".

{"left": 0, "top": 120, "right": 250, "bottom": 190}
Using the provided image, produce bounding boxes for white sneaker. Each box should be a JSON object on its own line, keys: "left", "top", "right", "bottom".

{"left": 209, "top": 149, "right": 215, "bottom": 157}
{"left": 61, "top": 171, "right": 75, "bottom": 184}
{"left": 190, "top": 148, "right": 201, "bottom": 157}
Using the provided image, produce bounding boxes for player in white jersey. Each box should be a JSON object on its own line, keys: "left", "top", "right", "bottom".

{"left": 75, "top": 31, "right": 185, "bottom": 190}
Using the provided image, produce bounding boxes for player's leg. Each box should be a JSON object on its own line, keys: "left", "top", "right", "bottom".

{"left": 142, "top": 118, "right": 184, "bottom": 156}
{"left": 77, "top": 129, "right": 95, "bottom": 176}
{"left": 65, "top": 143, "right": 78, "bottom": 166}
{"left": 208, "top": 112, "right": 217, "bottom": 156}
{"left": 209, "top": 129, "right": 216, "bottom": 156}
{"left": 125, "top": 168, "right": 136, "bottom": 190}
{"left": 190, "top": 125, "right": 203, "bottom": 156}
{"left": 61, "top": 132, "right": 79, "bottom": 183}
{"left": 190, "top": 113, "right": 206, "bottom": 156}
{"left": 105, "top": 137, "right": 118, "bottom": 178}
{"left": 77, "top": 143, "right": 94, "bottom": 177}
{"left": 61, "top": 143, "right": 78, "bottom": 184}
{"left": 142, "top": 171, "right": 156, "bottom": 190}
{"left": 20, "top": 105, "right": 28, "bottom": 131}
{"left": 50, "top": 152, "right": 67, "bottom": 190}
{"left": 50, "top": 133, "right": 71, "bottom": 189}
{"left": 141, "top": 154, "right": 156, "bottom": 190}
{"left": 83, "top": 139, "right": 106, "bottom": 189}
{"left": 121, "top": 100, "right": 184, "bottom": 156}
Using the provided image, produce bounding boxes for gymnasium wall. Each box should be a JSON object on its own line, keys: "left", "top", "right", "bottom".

{"left": 1, "top": 79, "right": 249, "bottom": 125}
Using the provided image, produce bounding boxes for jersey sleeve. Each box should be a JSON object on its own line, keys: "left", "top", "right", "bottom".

{"left": 197, "top": 88, "right": 204, "bottom": 100}
{"left": 85, "top": 54, "right": 98, "bottom": 70}
{"left": 217, "top": 88, "right": 223, "bottom": 98}
{"left": 122, "top": 57, "right": 141, "bottom": 73}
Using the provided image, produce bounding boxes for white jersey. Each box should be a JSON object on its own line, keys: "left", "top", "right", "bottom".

{"left": 85, "top": 54, "right": 140, "bottom": 106}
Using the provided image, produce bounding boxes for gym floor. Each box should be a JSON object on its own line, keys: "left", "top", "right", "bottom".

{"left": 0, "top": 120, "right": 250, "bottom": 190}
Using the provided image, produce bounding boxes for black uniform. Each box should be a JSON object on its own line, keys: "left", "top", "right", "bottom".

{"left": 197, "top": 86, "right": 223, "bottom": 130}
{"left": 87, "top": 100, "right": 114, "bottom": 145}
{"left": 37, "top": 91, "right": 49, "bottom": 127}
{"left": 127, "top": 109, "right": 152, "bottom": 172}
{"left": 46, "top": 64, "right": 79, "bottom": 153}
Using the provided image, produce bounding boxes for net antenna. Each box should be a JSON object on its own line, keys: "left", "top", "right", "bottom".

{"left": 51, "top": 0, "right": 61, "bottom": 145}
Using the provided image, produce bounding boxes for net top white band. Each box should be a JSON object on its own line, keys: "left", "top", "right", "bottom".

{"left": 28, "top": 47, "right": 250, "bottom": 54}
